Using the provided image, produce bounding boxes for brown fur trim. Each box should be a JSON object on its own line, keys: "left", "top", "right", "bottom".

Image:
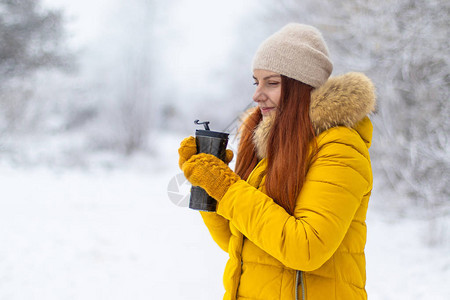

{"left": 310, "top": 72, "right": 376, "bottom": 134}
{"left": 252, "top": 113, "right": 275, "bottom": 160}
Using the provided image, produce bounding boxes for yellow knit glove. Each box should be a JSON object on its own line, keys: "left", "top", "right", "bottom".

{"left": 182, "top": 153, "right": 241, "bottom": 201}
{"left": 178, "top": 136, "right": 197, "bottom": 169}
{"left": 178, "top": 136, "right": 234, "bottom": 169}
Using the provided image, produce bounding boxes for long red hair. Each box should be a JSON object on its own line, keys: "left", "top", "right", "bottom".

{"left": 235, "top": 76, "right": 316, "bottom": 215}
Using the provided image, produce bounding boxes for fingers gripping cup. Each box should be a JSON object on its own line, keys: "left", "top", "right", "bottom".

{"left": 189, "top": 120, "right": 229, "bottom": 211}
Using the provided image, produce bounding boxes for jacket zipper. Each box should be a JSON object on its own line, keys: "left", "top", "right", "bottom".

{"left": 295, "top": 270, "right": 306, "bottom": 300}
{"left": 233, "top": 234, "right": 245, "bottom": 299}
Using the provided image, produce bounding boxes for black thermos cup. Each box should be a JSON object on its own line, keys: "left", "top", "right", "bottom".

{"left": 189, "top": 120, "right": 229, "bottom": 212}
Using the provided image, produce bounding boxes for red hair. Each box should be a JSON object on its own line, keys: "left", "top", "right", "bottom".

{"left": 235, "top": 108, "right": 262, "bottom": 180}
{"left": 235, "top": 76, "right": 316, "bottom": 215}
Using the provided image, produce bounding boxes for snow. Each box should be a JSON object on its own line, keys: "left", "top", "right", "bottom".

{"left": 1, "top": 132, "right": 449, "bottom": 299}
{"left": 366, "top": 210, "right": 450, "bottom": 299}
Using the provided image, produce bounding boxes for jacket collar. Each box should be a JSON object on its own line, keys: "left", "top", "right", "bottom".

{"left": 310, "top": 72, "right": 376, "bottom": 135}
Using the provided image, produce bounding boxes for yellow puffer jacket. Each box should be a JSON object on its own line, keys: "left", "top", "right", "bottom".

{"left": 200, "top": 72, "right": 376, "bottom": 300}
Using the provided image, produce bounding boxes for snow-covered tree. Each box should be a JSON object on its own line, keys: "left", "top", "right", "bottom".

{"left": 0, "top": 0, "right": 71, "bottom": 79}
{"left": 0, "top": 0, "right": 73, "bottom": 132}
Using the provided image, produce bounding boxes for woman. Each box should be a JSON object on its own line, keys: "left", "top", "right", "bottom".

{"left": 178, "top": 23, "right": 375, "bottom": 300}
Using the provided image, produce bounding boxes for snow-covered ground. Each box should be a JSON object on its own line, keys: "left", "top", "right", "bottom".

{"left": 1, "top": 133, "right": 449, "bottom": 299}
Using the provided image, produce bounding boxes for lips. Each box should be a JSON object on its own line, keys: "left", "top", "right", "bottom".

{"left": 260, "top": 107, "right": 275, "bottom": 114}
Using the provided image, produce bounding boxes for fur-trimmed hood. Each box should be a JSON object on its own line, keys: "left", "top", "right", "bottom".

{"left": 252, "top": 72, "right": 376, "bottom": 159}
{"left": 310, "top": 72, "right": 376, "bottom": 135}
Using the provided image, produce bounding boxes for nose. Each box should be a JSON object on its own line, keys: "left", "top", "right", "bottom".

{"left": 252, "top": 86, "right": 266, "bottom": 103}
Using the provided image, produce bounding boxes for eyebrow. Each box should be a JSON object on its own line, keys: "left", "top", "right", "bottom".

{"left": 252, "top": 74, "right": 281, "bottom": 80}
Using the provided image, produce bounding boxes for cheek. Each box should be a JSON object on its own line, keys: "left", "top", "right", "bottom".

{"left": 271, "top": 87, "right": 282, "bottom": 106}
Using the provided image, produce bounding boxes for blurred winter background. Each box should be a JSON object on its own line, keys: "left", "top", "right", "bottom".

{"left": 0, "top": 0, "right": 449, "bottom": 299}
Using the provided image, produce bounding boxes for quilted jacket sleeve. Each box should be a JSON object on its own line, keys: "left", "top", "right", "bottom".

{"left": 200, "top": 211, "right": 231, "bottom": 253}
{"left": 216, "top": 128, "right": 372, "bottom": 271}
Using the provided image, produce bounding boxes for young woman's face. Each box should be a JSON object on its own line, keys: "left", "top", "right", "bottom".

{"left": 252, "top": 69, "right": 282, "bottom": 117}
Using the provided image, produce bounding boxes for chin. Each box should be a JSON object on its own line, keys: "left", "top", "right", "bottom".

{"left": 262, "top": 111, "right": 276, "bottom": 120}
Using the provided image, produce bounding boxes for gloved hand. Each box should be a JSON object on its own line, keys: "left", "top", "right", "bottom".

{"left": 182, "top": 153, "right": 241, "bottom": 201}
{"left": 178, "top": 136, "right": 234, "bottom": 169}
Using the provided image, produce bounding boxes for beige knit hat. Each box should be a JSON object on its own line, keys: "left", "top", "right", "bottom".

{"left": 252, "top": 23, "right": 333, "bottom": 88}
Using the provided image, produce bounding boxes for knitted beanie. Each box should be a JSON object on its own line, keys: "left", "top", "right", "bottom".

{"left": 252, "top": 23, "right": 333, "bottom": 88}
